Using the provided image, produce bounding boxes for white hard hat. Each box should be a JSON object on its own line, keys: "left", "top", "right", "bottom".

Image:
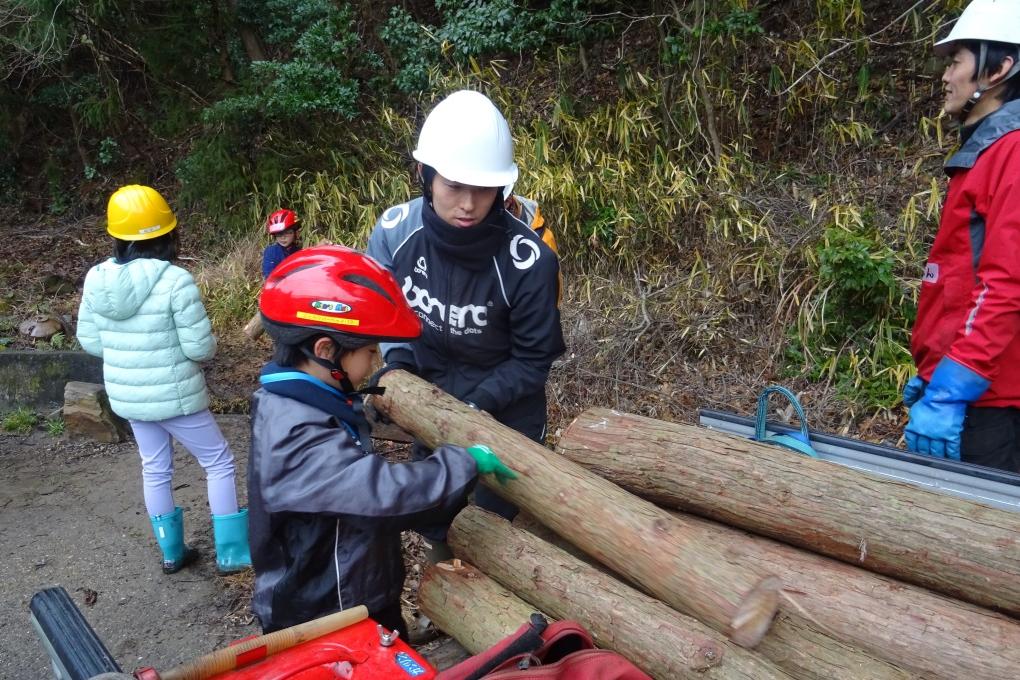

{"left": 413, "top": 90, "right": 519, "bottom": 189}
{"left": 935, "top": 0, "right": 1020, "bottom": 55}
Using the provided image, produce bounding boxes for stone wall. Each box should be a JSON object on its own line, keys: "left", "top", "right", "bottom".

{"left": 0, "top": 351, "right": 103, "bottom": 411}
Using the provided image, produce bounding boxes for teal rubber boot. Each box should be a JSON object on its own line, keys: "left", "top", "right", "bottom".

{"left": 212, "top": 508, "right": 252, "bottom": 574}
{"left": 149, "top": 507, "right": 199, "bottom": 574}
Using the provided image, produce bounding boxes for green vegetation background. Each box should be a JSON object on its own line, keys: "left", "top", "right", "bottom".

{"left": 1, "top": 0, "right": 964, "bottom": 428}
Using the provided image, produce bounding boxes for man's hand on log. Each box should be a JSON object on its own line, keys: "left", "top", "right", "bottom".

{"left": 466, "top": 444, "right": 518, "bottom": 485}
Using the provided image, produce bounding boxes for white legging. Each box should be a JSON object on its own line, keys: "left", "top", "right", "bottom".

{"left": 129, "top": 410, "right": 238, "bottom": 518}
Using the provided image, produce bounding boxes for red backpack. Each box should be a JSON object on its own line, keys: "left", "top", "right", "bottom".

{"left": 437, "top": 614, "right": 651, "bottom": 680}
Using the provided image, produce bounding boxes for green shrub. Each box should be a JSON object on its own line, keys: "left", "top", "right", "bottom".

{"left": 378, "top": 7, "right": 441, "bottom": 94}
{"left": 381, "top": 0, "right": 602, "bottom": 94}
{"left": 786, "top": 227, "right": 915, "bottom": 407}
{"left": 3, "top": 408, "right": 38, "bottom": 434}
{"left": 817, "top": 227, "right": 899, "bottom": 331}
{"left": 178, "top": 0, "right": 380, "bottom": 220}
{"left": 45, "top": 418, "right": 65, "bottom": 437}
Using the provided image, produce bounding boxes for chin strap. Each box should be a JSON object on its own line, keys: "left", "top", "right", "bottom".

{"left": 961, "top": 42, "right": 991, "bottom": 120}
{"left": 299, "top": 344, "right": 385, "bottom": 397}
{"left": 961, "top": 43, "right": 1020, "bottom": 120}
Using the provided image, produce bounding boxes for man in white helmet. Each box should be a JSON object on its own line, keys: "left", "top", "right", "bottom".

{"left": 903, "top": 0, "right": 1020, "bottom": 471}
{"left": 367, "top": 90, "right": 566, "bottom": 558}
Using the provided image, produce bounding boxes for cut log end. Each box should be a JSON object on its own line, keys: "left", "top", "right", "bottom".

{"left": 436, "top": 558, "right": 467, "bottom": 572}
{"left": 728, "top": 575, "right": 783, "bottom": 648}
{"left": 243, "top": 312, "right": 264, "bottom": 340}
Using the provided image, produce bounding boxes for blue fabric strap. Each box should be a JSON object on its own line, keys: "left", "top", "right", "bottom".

{"left": 753, "top": 386, "right": 819, "bottom": 458}
{"left": 258, "top": 365, "right": 369, "bottom": 448}
{"left": 260, "top": 370, "right": 346, "bottom": 397}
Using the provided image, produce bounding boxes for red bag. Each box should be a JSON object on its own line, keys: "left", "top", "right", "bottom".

{"left": 437, "top": 614, "right": 650, "bottom": 680}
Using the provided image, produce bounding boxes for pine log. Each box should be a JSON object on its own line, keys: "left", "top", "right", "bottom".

{"left": 518, "top": 499, "right": 1020, "bottom": 680}
{"left": 373, "top": 371, "right": 914, "bottom": 680}
{"left": 558, "top": 408, "right": 1020, "bottom": 617}
{"left": 450, "top": 506, "right": 794, "bottom": 680}
{"left": 417, "top": 560, "right": 543, "bottom": 655}
{"left": 676, "top": 510, "right": 1020, "bottom": 680}
{"left": 512, "top": 511, "right": 603, "bottom": 567}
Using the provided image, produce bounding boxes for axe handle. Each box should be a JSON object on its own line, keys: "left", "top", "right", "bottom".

{"left": 157, "top": 605, "right": 369, "bottom": 680}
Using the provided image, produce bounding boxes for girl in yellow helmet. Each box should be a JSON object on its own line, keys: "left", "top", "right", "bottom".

{"left": 77, "top": 185, "right": 251, "bottom": 574}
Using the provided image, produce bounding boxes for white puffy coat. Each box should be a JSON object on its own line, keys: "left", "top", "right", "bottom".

{"left": 76, "top": 258, "right": 215, "bottom": 421}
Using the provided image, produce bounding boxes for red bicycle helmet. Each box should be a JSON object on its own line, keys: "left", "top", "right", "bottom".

{"left": 259, "top": 245, "right": 420, "bottom": 348}
{"left": 266, "top": 208, "right": 300, "bottom": 235}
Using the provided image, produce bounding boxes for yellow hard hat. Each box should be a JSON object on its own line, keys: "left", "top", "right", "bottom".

{"left": 107, "top": 185, "right": 177, "bottom": 241}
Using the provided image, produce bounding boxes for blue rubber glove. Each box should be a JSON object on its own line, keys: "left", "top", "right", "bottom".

{"left": 466, "top": 445, "right": 518, "bottom": 485}
{"left": 902, "top": 375, "right": 927, "bottom": 407}
{"left": 905, "top": 358, "right": 990, "bottom": 460}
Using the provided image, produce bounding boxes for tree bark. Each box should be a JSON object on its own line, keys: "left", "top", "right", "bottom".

{"left": 509, "top": 507, "right": 1020, "bottom": 680}
{"left": 675, "top": 509, "right": 1020, "bottom": 680}
{"left": 373, "top": 371, "right": 915, "bottom": 680}
{"left": 226, "top": 0, "right": 267, "bottom": 62}
{"left": 450, "top": 506, "right": 794, "bottom": 680}
{"left": 417, "top": 560, "right": 543, "bottom": 655}
{"left": 558, "top": 408, "right": 1020, "bottom": 617}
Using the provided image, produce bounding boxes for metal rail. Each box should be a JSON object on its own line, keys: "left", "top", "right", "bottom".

{"left": 698, "top": 409, "right": 1020, "bottom": 513}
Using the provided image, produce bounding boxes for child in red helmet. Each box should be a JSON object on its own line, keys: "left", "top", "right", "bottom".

{"left": 249, "top": 245, "right": 516, "bottom": 636}
{"left": 261, "top": 208, "right": 302, "bottom": 278}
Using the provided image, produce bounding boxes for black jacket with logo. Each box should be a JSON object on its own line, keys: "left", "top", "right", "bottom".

{"left": 367, "top": 197, "right": 565, "bottom": 439}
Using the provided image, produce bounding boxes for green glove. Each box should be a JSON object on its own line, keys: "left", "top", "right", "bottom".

{"left": 466, "top": 444, "right": 518, "bottom": 485}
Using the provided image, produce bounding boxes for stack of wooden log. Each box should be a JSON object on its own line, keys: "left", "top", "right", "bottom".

{"left": 373, "top": 372, "right": 1020, "bottom": 680}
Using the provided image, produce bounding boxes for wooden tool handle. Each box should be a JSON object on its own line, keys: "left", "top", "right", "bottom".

{"left": 158, "top": 605, "right": 369, "bottom": 680}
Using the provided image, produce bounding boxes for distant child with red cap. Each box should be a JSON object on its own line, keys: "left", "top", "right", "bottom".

{"left": 261, "top": 209, "right": 302, "bottom": 278}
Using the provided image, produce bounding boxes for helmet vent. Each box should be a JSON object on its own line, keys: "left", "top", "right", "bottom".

{"left": 343, "top": 274, "right": 395, "bottom": 306}
{"left": 270, "top": 263, "right": 319, "bottom": 281}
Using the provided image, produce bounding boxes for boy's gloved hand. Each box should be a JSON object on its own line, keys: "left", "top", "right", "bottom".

{"left": 905, "top": 357, "right": 989, "bottom": 460}
{"left": 466, "top": 445, "right": 518, "bottom": 485}
{"left": 902, "top": 375, "right": 927, "bottom": 407}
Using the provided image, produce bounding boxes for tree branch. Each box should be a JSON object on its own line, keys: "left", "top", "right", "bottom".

{"left": 777, "top": 0, "right": 937, "bottom": 97}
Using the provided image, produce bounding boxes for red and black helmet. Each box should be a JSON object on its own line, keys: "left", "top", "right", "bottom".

{"left": 266, "top": 208, "right": 300, "bottom": 235}
{"left": 259, "top": 245, "right": 420, "bottom": 348}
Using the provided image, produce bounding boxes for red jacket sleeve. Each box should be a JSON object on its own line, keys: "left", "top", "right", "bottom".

{"left": 946, "top": 135, "right": 1020, "bottom": 380}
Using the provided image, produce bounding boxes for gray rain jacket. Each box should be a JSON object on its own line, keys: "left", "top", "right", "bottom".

{"left": 248, "top": 369, "right": 477, "bottom": 632}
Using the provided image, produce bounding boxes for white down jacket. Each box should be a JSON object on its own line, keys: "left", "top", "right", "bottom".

{"left": 76, "top": 258, "right": 215, "bottom": 421}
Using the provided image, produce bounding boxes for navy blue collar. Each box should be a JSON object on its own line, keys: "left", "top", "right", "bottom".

{"left": 259, "top": 363, "right": 373, "bottom": 450}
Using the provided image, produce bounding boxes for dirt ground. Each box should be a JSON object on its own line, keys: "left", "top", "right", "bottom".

{"left": 0, "top": 413, "right": 458, "bottom": 680}
{"left": 0, "top": 415, "right": 259, "bottom": 678}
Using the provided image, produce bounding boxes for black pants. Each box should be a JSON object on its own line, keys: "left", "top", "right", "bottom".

{"left": 961, "top": 406, "right": 1020, "bottom": 473}
{"left": 260, "top": 602, "right": 408, "bottom": 639}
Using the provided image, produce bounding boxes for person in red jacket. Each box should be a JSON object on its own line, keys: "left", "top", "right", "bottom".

{"left": 904, "top": 0, "right": 1020, "bottom": 472}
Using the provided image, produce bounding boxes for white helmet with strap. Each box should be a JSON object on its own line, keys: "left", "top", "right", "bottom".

{"left": 935, "top": 0, "right": 1020, "bottom": 56}
{"left": 935, "top": 0, "right": 1020, "bottom": 116}
{"left": 413, "top": 90, "right": 519, "bottom": 189}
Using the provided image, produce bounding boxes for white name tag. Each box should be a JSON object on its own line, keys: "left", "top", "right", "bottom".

{"left": 923, "top": 263, "right": 939, "bottom": 284}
